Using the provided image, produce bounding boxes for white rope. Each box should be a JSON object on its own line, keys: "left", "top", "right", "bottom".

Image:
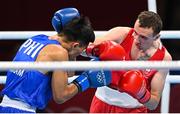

{"left": 0, "top": 76, "right": 7, "bottom": 84}
{"left": 1, "top": 75, "right": 180, "bottom": 84}
{"left": 0, "top": 31, "right": 180, "bottom": 40}
{"left": 166, "top": 75, "right": 180, "bottom": 83}
{"left": 0, "top": 61, "right": 179, "bottom": 71}
{"left": 0, "top": 75, "right": 78, "bottom": 84}
{"left": 160, "top": 31, "right": 180, "bottom": 39}
{"left": 0, "top": 31, "right": 104, "bottom": 39}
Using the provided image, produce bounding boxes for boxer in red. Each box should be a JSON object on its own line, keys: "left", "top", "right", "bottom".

{"left": 87, "top": 11, "right": 172, "bottom": 113}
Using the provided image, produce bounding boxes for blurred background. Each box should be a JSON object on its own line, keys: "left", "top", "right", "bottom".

{"left": 0, "top": 0, "right": 180, "bottom": 113}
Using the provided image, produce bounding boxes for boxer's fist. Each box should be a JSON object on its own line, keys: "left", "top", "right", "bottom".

{"left": 72, "top": 58, "right": 111, "bottom": 92}
{"left": 82, "top": 40, "right": 127, "bottom": 61}
{"left": 52, "top": 8, "right": 80, "bottom": 33}
{"left": 118, "top": 70, "right": 151, "bottom": 103}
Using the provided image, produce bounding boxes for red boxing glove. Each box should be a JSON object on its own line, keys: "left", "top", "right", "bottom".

{"left": 118, "top": 70, "right": 151, "bottom": 104}
{"left": 109, "top": 70, "right": 126, "bottom": 89}
{"left": 85, "top": 40, "right": 127, "bottom": 61}
{"left": 85, "top": 43, "right": 95, "bottom": 57}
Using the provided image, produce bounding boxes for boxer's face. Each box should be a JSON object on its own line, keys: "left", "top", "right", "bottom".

{"left": 68, "top": 42, "right": 86, "bottom": 57}
{"left": 133, "top": 20, "right": 159, "bottom": 51}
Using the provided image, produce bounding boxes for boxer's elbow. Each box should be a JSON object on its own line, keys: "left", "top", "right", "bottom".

{"left": 53, "top": 85, "right": 78, "bottom": 104}
{"left": 53, "top": 93, "right": 67, "bottom": 104}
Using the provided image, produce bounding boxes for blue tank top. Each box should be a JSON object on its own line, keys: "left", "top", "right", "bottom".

{"left": 1, "top": 34, "right": 60, "bottom": 109}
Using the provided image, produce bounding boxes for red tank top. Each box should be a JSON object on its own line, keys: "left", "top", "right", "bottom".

{"left": 120, "top": 28, "right": 166, "bottom": 90}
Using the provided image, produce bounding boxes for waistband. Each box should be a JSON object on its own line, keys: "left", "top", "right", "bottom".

{"left": 95, "top": 86, "right": 143, "bottom": 108}
{"left": 0, "top": 95, "right": 36, "bottom": 112}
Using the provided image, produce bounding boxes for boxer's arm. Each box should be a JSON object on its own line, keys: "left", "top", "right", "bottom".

{"left": 144, "top": 70, "right": 168, "bottom": 110}
{"left": 144, "top": 51, "right": 172, "bottom": 110}
{"left": 94, "top": 27, "right": 131, "bottom": 44}
{"left": 44, "top": 45, "right": 78, "bottom": 104}
{"left": 67, "top": 56, "right": 76, "bottom": 77}
{"left": 52, "top": 69, "right": 78, "bottom": 104}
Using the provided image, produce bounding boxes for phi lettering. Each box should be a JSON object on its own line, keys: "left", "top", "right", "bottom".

{"left": 19, "top": 39, "right": 44, "bottom": 58}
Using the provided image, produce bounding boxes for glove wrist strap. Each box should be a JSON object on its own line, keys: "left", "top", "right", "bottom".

{"left": 72, "top": 81, "right": 82, "bottom": 93}
{"left": 139, "top": 90, "right": 151, "bottom": 103}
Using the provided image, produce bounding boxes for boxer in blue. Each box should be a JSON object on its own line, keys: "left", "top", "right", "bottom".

{"left": 0, "top": 8, "right": 112, "bottom": 113}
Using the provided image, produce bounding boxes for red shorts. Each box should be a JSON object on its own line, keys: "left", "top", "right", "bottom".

{"left": 90, "top": 96, "right": 148, "bottom": 113}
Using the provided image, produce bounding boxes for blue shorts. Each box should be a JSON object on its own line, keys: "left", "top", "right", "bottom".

{"left": 0, "top": 106, "right": 35, "bottom": 113}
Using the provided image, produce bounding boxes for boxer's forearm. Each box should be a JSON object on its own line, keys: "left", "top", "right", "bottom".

{"left": 144, "top": 94, "right": 160, "bottom": 110}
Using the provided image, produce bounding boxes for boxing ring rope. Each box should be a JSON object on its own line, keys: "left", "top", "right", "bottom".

{"left": 0, "top": 61, "right": 180, "bottom": 71}
{"left": 0, "top": 31, "right": 180, "bottom": 39}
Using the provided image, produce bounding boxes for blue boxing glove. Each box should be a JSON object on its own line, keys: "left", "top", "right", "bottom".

{"left": 72, "top": 59, "right": 112, "bottom": 92}
{"left": 51, "top": 8, "right": 80, "bottom": 33}
{"left": 73, "top": 70, "right": 112, "bottom": 92}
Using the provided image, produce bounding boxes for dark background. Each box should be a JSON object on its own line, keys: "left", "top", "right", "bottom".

{"left": 0, "top": 0, "right": 180, "bottom": 113}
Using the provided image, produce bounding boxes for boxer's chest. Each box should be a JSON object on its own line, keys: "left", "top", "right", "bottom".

{"left": 130, "top": 41, "right": 157, "bottom": 60}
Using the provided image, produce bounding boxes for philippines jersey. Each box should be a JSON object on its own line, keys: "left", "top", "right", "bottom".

{"left": 95, "top": 28, "right": 166, "bottom": 108}
{"left": 1, "top": 34, "right": 60, "bottom": 109}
